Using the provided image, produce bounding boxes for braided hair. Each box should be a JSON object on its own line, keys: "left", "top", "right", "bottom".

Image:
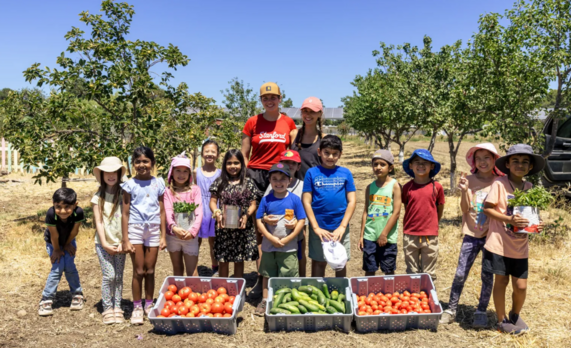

{"left": 296, "top": 110, "right": 323, "bottom": 149}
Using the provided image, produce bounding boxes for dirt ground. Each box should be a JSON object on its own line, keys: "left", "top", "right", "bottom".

{"left": 0, "top": 139, "right": 570, "bottom": 348}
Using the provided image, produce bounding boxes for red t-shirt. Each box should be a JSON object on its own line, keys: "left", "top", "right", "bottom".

{"left": 242, "top": 114, "right": 297, "bottom": 170}
{"left": 402, "top": 180, "right": 445, "bottom": 236}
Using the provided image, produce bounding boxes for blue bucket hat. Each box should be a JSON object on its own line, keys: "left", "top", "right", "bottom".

{"left": 402, "top": 149, "right": 441, "bottom": 178}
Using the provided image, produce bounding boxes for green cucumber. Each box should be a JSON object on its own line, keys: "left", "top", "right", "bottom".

{"left": 299, "top": 300, "right": 320, "bottom": 313}
{"left": 331, "top": 290, "right": 339, "bottom": 300}
{"left": 273, "top": 292, "right": 285, "bottom": 309}
{"left": 322, "top": 284, "right": 331, "bottom": 299}
{"left": 270, "top": 308, "right": 291, "bottom": 314}
{"left": 298, "top": 286, "right": 313, "bottom": 294}
{"left": 311, "top": 294, "right": 318, "bottom": 301}
{"left": 291, "top": 288, "right": 303, "bottom": 302}
{"left": 329, "top": 299, "right": 345, "bottom": 313}
{"left": 338, "top": 293, "right": 345, "bottom": 303}
{"left": 283, "top": 293, "right": 292, "bottom": 303}
{"left": 308, "top": 300, "right": 325, "bottom": 311}
{"left": 326, "top": 306, "right": 338, "bottom": 314}
{"left": 283, "top": 301, "right": 298, "bottom": 307}
{"left": 297, "top": 305, "right": 307, "bottom": 314}
{"left": 279, "top": 304, "right": 300, "bottom": 314}
{"left": 275, "top": 288, "right": 291, "bottom": 295}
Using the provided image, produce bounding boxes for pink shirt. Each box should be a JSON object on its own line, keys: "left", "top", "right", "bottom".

{"left": 461, "top": 175, "right": 496, "bottom": 239}
{"left": 164, "top": 186, "right": 203, "bottom": 237}
{"left": 484, "top": 176, "right": 532, "bottom": 259}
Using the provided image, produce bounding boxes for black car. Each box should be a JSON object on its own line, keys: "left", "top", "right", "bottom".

{"left": 542, "top": 113, "right": 571, "bottom": 197}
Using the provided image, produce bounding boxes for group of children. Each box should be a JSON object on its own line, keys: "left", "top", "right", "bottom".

{"left": 37, "top": 134, "right": 545, "bottom": 334}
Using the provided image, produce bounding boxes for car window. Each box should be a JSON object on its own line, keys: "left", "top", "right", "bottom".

{"left": 557, "top": 116, "right": 571, "bottom": 138}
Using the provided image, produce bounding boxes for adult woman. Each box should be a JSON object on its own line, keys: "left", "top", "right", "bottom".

{"left": 241, "top": 82, "right": 297, "bottom": 295}
{"left": 290, "top": 96, "right": 324, "bottom": 276}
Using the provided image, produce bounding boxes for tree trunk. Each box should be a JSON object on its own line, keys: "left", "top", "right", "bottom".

{"left": 61, "top": 174, "right": 68, "bottom": 188}
{"left": 398, "top": 143, "right": 405, "bottom": 163}
{"left": 428, "top": 129, "right": 438, "bottom": 153}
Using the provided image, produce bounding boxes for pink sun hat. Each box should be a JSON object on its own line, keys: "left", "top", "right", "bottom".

{"left": 167, "top": 151, "right": 192, "bottom": 184}
{"left": 465, "top": 143, "right": 504, "bottom": 176}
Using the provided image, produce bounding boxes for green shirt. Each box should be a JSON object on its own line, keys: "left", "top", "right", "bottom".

{"left": 364, "top": 178, "right": 398, "bottom": 244}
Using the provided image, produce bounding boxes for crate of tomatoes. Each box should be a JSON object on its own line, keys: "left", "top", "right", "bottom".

{"left": 350, "top": 274, "right": 443, "bottom": 332}
{"left": 148, "top": 276, "right": 246, "bottom": 335}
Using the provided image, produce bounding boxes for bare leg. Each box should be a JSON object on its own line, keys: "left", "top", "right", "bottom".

{"left": 183, "top": 254, "right": 199, "bottom": 277}
{"left": 493, "top": 274, "right": 510, "bottom": 322}
{"left": 262, "top": 277, "right": 269, "bottom": 299}
{"left": 365, "top": 271, "right": 376, "bottom": 276}
{"left": 311, "top": 260, "right": 327, "bottom": 277}
{"left": 511, "top": 277, "right": 527, "bottom": 315}
{"left": 335, "top": 266, "right": 347, "bottom": 278}
{"left": 168, "top": 251, "right": 184, "bottom": 276}
{"left": 299, "top": 235, "right": 307, "bottom": 277}
{"left": 130, "top": 245, "right": 146, "bottom": 301}
{"left": 218, "top": 262, "right": 229, "bottom": 278}
{"left": 234, "top": 262, "right": 245, "bottom": 278}
{"left": 143, "top": 246, "right": 159, "bottom": 301}
{"left": 209, "top": 237, "right": 218, "bottom": 268}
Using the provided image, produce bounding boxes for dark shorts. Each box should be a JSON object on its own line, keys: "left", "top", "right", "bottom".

{"left": 482, "top": 248, "right": 528, "bottom": 279}
{"left": 247, "top": 168, "right": 269, "bottom": 202}
{"left": 362, "top": 239, "right": 397, "bottom": 274}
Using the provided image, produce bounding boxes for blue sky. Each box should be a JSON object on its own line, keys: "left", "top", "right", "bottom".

{"left": 1, "top": 0, "right": 516, "bottom": 107}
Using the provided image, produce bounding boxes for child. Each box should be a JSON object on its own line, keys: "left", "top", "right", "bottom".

{"left": 164, "top": 152, "right": 203, "bottom": 276}
{"left": 121, "top": 146, "right": 166, "bottom": 325}
{"left": 358, "top": 150, "right": 401, "bottom": 277}
{"left": 209, "top": 149, "right": 260, "bottom": 278}
{"left": 401, "top": 149, "right": 445, "bottom": 281}
{"left": 440, "top": 143, "right": 502, "bottom": 327}
{"left": 302, "top": 135, "right": 357, "bottom": 277}
{"left": 39, "top": 188, "right": 85, "bottom": 316}
{"left": 255, "top": 163, "right": 306, "bottom": 315}
{"left": 195, "top": 139, "right": 221, "bottom": 276}
{"left": 262, "top": 150, "right": 308, "bottom": 276}
{"left": 482, "top": 144, "right": 545, "bottom": 334}
{"left": 91, "top": 157, "right": 127, "bottom": 324}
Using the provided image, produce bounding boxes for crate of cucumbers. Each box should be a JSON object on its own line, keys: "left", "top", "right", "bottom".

{"left": 265, "top": 277, "right": 353, "bottom": 333}
{"left": 148, "top": 276, "right": 246, "bottom": 335}
{"left": 350, "top": 274, "right": 443, "bottom": 332}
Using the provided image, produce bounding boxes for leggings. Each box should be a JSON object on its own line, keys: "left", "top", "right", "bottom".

{"left": 95, "top": 244, "right": 126, "bottom": 311}
{"left": 448, "top": 235, "right": 493, "bottom": 313}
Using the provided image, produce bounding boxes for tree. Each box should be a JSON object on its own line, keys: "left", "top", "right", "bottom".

{"left": 281, "top": 89, "right": 293, "bottom": 108}
{"left": 2, "top": 0, "right": 238, "bottom": 186}
{"left": 220, "top": 78, "right": 261, "bottom": 121}
{"left": 502, "top": 0, "right": 571, "bottom": 157}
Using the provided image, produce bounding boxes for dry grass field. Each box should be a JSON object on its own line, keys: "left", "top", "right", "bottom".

{"left": 0, "top": 139, "right": 570, "bottom": 348}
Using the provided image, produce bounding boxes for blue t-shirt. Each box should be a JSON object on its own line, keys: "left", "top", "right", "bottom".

{"left": 302, "top": 165, "right": 356, "bottom": 231}
{"left": 121, "top": 177, "right": 166, "bottom": 225}
{"left": 256, "top": 192, "right": 307, "bottom": 252}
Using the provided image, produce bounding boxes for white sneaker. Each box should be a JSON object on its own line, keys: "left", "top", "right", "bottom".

{"left": 38, "top": 300, "right": 54, "bottom": 316}
{"left": 439, "top": 309, "right": 456, "bottom": 324}
{"left": 70, "top": 294, "right": 85, "bottom": 311}
{"left": 131, "top": 307, "right": 144, "bottom": 325}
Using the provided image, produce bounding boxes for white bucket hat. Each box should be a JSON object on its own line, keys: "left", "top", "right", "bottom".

{"left": 93, "top": 157, "right": 127, "bottom": 184}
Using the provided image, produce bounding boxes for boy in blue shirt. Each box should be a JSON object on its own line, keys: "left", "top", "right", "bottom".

{"left": 302, "top": 135, "right": 357, "bottom": 277}
{"left": 255, "top": 163, "right": 306, "bottom": 315}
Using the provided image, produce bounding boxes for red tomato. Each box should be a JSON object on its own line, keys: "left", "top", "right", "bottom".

{"left": 217, "top": 287, "right": 227, "bottom": 295}
{"left": 376, "top": 292, "right": 384, "bottom": 297}
{"left": 214, "top": 297, "right": 225, "bottom": 304}
{"left": 188, "top": 292, "right": 199, "bottom": 303}
{"left": 214, "top": 313, "right": 223, "bottom": 318}
{"left": 205, "top": 313, "right": 214, "bottom": 317}
{"left": 390, "top": 308, "right": 399, "bottom": 314}
{"left": 178, "top": 306, "right": 189, "bottom": 316}
{"left": 211, "top": 303, "right": 224, "bottom": 314}
{"left": 164, "top": 291, "right": 174, "bottom": 301}
{"left": 421, "top": 303, "right": 430, "bottom": 310}
{"left": 168, "top": 285, "right": 178, "bottom": 293}
{"left": 422, "top": 298, "right": 429, "bottom": 303}
{"left": 184, "top": 299, "right": 194, "bottom": 308}
{"left": 364, "top": 298, "right": 371, "bottom": 305}
{"left": 423, "top": 309, "right": 432, "bottom": 314}
{"left": 400, "top": 309, "right": 407, "bottom": 314}
{"left": 172, "top": 294, "right": 182, "bottom": 303}
{"left": 224, "top": 303, "right": 233, "bottom": 314}
{"left": 179, "top": 287, "right": 190, "bottom": 300}
{"left": 373, "top": 310, "right": 382, "bottom": 315}
{"left": 207, "top": 290, "right": 218, "bottom": 299}
{"left": 403, "top": 290, "right": 411, "bottom": 297}
{"left": 220, "top": 294, "right": 230, "bottom": 302}
{"left": 411, "top": 293, "right": 420, "bottom": 298}
{"left": 420, "top": 291, "right": 426, "bottom": 296}
{"left": 358, "top": 310, "right": 367, "bottom": 316}
{"left": 186, "top": 312, "right": 195, "bottom": 318}
{"left": 373, "top": 296, "right": 382, "bottom": 303}
{"left": 165, "top": 300, "right": 175, "bottom": 308}
{"left": 223, "top": 313, "right": 232, "bottom": 318}
{"left": 366, "top": 307, "right": 373, "bottom": 314}
{"left": 157, "top": 315, "right": 165, "bottom": 318}
{"left": 402, "top": 301, "right": 410, "bottom": 307}
{"left": 368, "top": 293, "right": 375, "bottom": 298}
{"left": 390, "top": 297, "right": 399, "bottom": 304}
{"left": 393, "top": 292, "right": 400, "bottom": 297}
{"left": 359, "top": 304, "right": 367, "bottom": 311}
{"left": 406, "top": 306, "right": 413, "bottom": 312}
{"left": 200, "top": 304, "right": 211, "bottom": 314}
{"left": 380, "top": 296, "right": 389, "bottom": 303}
{"left": 402, "top": 296, "right": 410, "bottom": 302}
{"left": 228, "top": 296, "right": 236, "bottom": 304}
{"left": 198, "top": 294, "right": 208, "bottom": 303}
{"left": 161, "top": 308, "right": 170, "bottom": 316}
{"left": 359, "top": 296, "right": 366, "bottom": 302}
{"left": 384, "top": 306, "right": 392, "bottom": 312}
{"left": 394, "top": 302, "right": 402, "bottom": 310}
{"left": 190, "top": 305, "right": 200, "bottom": 316}
{"left": 370, "top": 300, "right": 378, "bottom": 307}
{"left": 371, "top": 304, "right": 379, "bottom": 311}
{"left": 358, "top": 301, "right": 365, "bottom": 308}
{"left": 206, "top": 298, "right": 214, "bottom": 305}
{"left": 168, "top": 313, "right": 176, "bottom": 317}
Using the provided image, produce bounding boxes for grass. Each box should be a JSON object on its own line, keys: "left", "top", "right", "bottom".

{"left": 0, "top": 139, "right": 570, "bottom": 347}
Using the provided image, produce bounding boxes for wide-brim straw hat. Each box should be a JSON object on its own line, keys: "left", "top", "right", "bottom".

{"left": 93, "top": 157, "right": 127, "bottom": 184}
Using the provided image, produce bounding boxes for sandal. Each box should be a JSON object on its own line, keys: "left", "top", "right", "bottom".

{"left": 131, "top": 307, "right": 144, "bottom": 325}
{"left": 254, "top": 299, "right": 267, "bottom": 317}
{"left": 114, "top": 307, "right": 125, "bottom": 323}
{"left": 102, "top": 309, "right": 115, "bottom": 325}
{"left": 70, "top": 294, "right": 85, "bottom": 311}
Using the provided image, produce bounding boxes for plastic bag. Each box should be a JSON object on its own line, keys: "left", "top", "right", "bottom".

{"left": 322, "top": 240, "right": 347, "bottom": 271}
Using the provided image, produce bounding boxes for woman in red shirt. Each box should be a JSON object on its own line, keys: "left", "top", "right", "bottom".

{"left": 241, "top": 82, "right": 297, "bottom": 298}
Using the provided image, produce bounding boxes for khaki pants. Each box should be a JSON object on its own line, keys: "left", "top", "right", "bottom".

{"left": 403, "top": 234, "right": 439, "bottom": 280}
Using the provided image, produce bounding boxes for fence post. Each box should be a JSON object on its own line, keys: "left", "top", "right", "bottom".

{"left": 8, "top": 143, "right": 12, "bottom": 173}
{"left": 1, "top": 138, "right": 5, "bottom": 171}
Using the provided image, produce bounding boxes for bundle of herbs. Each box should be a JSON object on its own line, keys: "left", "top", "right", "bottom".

{"left": 220, "top": 189, "right": 252, "bottom": 208}
{"left": 173, "top": 202, "right": 200, "bottom": 214}
{"left": 508, "top": 187, "right": 553, "bottom": 210}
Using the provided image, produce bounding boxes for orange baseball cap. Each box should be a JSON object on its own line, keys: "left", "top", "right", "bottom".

{"left": 280, "top": 150, "right": 301, "bottom": 163}
{"left": 260, "top": 82, "right": 281, "bottom": 96}
{"left": 301, "top": 97, "right": 323, "bottom": 112}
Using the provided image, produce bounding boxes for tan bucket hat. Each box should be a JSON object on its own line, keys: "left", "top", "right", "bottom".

{"left": 93, "top": 157, "right": 127, "bottom": 184}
